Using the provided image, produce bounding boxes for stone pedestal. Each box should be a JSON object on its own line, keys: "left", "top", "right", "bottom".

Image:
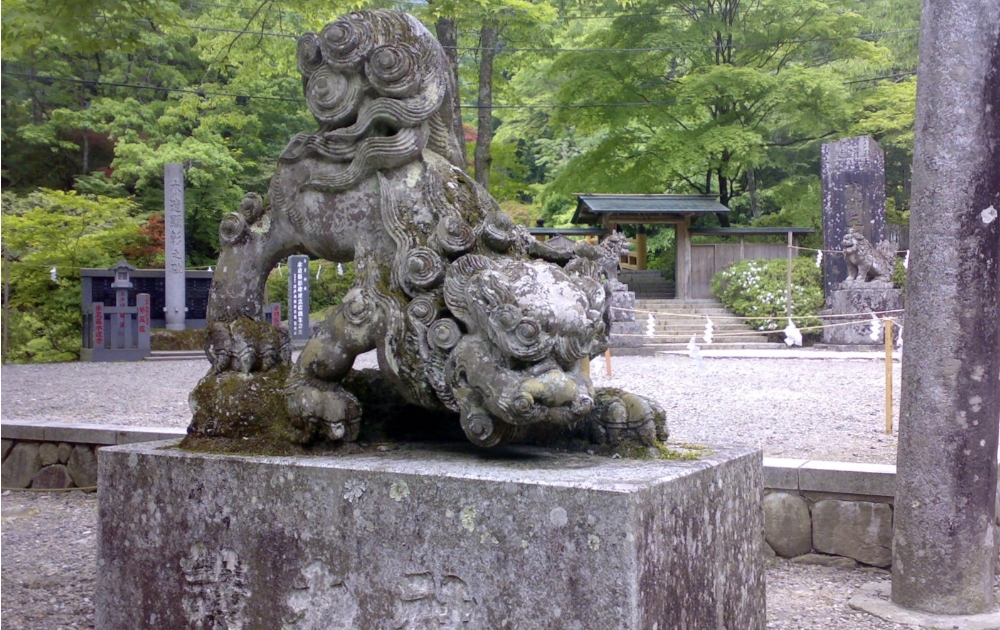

{"left": 822, "top": 284, "right": 903, "bottom": 346}
{"left": 97, "top": 441, "right": 764, "bottom": 629}
{"left": 609, "top": 283, "right": 644, "bottom": 348}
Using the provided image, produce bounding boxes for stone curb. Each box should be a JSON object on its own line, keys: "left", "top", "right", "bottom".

{"left": 763, "top": 457, "right": 896, "bottom": 499}
{"left": 1, "top": 421, "right": 186, "bottom": 446}
{"left": 848, "top": 582, "right": 1000, "bottom": 629}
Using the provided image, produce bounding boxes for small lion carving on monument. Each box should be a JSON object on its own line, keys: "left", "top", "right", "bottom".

{"left": 188, "top": 10, "right": 666, "bottom": 451}
{"left": 841, "top": 227, "right": 895, "bottom": 284}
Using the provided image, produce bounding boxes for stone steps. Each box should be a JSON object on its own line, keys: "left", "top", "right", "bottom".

{"left": 627, "top": 298, "right": 777, "bottom": 346}
{"left": 652, "top": 342, "right": 789, "bottom": 351}
{"left": 619, "top": 270, "right": 676, "bottom": 299}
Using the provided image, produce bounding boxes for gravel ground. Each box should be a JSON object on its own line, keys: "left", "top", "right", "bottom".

{"left": 1, "top": 351, "right": 900, "bottom": 464}
{"left": 0, "top": 491, "right": 938, "bottom": 630}
{"left": 0, "top": 355, "right": 983, "bottom": 629}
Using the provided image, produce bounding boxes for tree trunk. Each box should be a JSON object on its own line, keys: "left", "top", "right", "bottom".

{"left": 82, "top": 133, "right": 90, "bottom": 175}
{"left": 716, "top": 171, "right": 732, "bottom": 227}
{"left": 435, "top": 16, "right": 467, "bottom": 169}
{"left": 474, "top": 21, "right": 498, "bottom": 190}
{"left": 747, "top": 167, "right": 760, "bottom": 219}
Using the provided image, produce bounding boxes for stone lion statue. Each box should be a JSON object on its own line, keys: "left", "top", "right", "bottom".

{"left": 189, "top": 10, "right": 666, "bottom": 450}
{"left": 841, "top": 227, "right": 896, "bottom": 284}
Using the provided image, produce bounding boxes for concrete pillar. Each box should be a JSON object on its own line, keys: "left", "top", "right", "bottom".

{"left": 164, "top": 163, "right": 186, "bottom": 331}
{"left": 116, "top": 288, "right": 128, "bottom": 349}
{"left": 675, "top": 220, "right": 691, "bottom": 300}
{"left": 892, "top": 0, "right": 1000, "bottom": 615}
{"left": 136, "top": 294, "right": 151, "bottom": 352}
{"left": 820, "top": 136, "right": 887, "bottom": 303}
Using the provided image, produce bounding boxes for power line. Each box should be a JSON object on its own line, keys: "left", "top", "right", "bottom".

{"left": 3, "top": 70, "right": 918, "bottom": 111}
{"left": 2, "top": 72, "right": 303, "bottom": 102}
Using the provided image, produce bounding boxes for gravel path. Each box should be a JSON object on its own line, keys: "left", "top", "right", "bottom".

{"left": 0, "top": 491, "right": 933, "bottom": 630}
{"left": 2, "top": 351, "right": 900, "bottom": 464}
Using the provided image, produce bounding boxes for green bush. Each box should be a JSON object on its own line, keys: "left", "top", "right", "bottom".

{"left": 266, "top": 260, "right": 356, "bottom": 318}
{"left": 2, "top": 189, "right": 146, "bottom": 362}
{"left": 891, "top": 256, "right": 907, "bottom": 301}
{"left": 712, "top": 257, "right": 824, "bottom": 335}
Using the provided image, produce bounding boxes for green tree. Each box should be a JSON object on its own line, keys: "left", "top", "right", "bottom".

{"left": 2, "top": 189, "right": 145, "bottom": 361}
{"left": 547, "top": 1, "right": 890, "bottom": 213}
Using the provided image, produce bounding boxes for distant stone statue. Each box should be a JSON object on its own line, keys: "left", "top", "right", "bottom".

{"left": 598, "top": 232, "right": 630, "bottom": 283}
{"left": 840, "top": 228, "right": 895, "bottom": 284}
{"left": 190, "top": 10, "right": 666, "bottom": 450}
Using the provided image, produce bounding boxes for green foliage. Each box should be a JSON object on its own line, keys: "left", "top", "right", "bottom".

{"left": 542, "top": 0, "right": 891, "bottom": 212}
{"left": 2, "top": 189, "right": 145, "bottom": 362}
{"left": 266, "top": 260, "right": 356, "bottom": 317}
{"left": 891, "top": 256, "right": 907, "bottom": 301}
{"left": 712, "top": 257, "right": 824, "bottom": 334}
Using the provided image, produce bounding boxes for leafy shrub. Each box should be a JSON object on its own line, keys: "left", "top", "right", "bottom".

{"left": 2, "top": 189, "right": 145, "bottom": 362}
{"left": 891, "top": 256, "right": 907, "bottom": 302}
{"left": 712, "top": 257, "right": 824, "bottom": 334}
{"left": 266, "top": 260, "right": 356, "bottom": 318}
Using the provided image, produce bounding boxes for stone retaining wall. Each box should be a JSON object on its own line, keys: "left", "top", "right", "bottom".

{"left": 762, "top": 458, "right": 896, "bottom": 569}
{"left": 0, "top": 422, "right": 915, "bottom": 570}
{"left": 1, "top": 423, "right": 185, "bottom": 490}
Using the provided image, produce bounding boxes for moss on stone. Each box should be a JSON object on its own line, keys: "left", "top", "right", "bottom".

{"left": 151, "top": 328, "right": 207, "bottom": 351}
{"left": 186, "top": 365, "right": 303, "bottom": 447}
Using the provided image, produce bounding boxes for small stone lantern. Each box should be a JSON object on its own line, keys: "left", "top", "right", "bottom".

{"left": 110, "top": 259, "right": 136, "bottom": 290}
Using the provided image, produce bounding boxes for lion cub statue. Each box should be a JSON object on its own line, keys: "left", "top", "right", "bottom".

{"left": 841, "top": 228, "right": 895, "bottom": 284}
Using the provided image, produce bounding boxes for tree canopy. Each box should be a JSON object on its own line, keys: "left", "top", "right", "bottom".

{"left": 1, "top": 0, "right": 920, "bottom": 360}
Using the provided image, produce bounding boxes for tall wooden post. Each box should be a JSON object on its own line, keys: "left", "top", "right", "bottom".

{"left": 636, "top": 226, "right": 647, "bottom": 270}
{"left": 892, "top": 0, "right": 1000, "bottom": 614}
{"left": 2, "top": 246, "right": 10, "bottom": 364}
{"left": 675, "top": 220, "right": 691, "bottom": 300}
{"left": 785, "top": 231, "right": 793, "bottom": 318}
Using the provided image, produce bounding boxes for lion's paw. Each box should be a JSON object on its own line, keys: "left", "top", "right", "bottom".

{"left": 286, "top": 371, "right": 362, "bottom": 443}
{"left": 206, "top": 318, "right": 291, "bottom": 374}
{"left": 586, "top": 388, "right": 668, "bottom": 447}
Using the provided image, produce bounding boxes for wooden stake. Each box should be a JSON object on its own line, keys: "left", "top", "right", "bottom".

{"left": 885, "top": 318, "right": 894, "bottom": 435}
{"left": 785, "top": 231, "right": 793, "bottom": 318}
{"left": 2, "top": 246, "right": 10, "bottom": 365}
{"left": 605, "top": 347, "right": 612, "bottom": 377}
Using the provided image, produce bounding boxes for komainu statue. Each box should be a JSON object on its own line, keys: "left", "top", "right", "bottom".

{"left": 189, "top": 10, "right": 666, "bottom": 450}
{"left": 840, "top": 227, "right": 896, "bottom": 284}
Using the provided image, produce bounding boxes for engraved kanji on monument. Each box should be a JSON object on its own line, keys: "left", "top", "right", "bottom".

{"left": 288, "top": 255, "right": 310, "bottom": 341}
{"left": 820, "top": 136, "right": 887, "bottom": 302}
{"left": 164, "top": 163, "right": 187, "bottom": 330}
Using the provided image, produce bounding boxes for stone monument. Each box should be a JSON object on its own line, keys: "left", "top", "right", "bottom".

{"left": 97, "top": 10, "right": 765, "bottom": 628}
{"left": 821, "top": 228, "right": 902, "bottom": 346}
{"left": 820, "top": 137, "right": 901, "bottom": 347}
{"left": 820, "top": 136, "right": 887, "bottom": 304}
{"left": 287, "top": 254, "right": 310, "bottom": 341}
{"left": 164, "top": 162, "right": 187, "bottom": 331}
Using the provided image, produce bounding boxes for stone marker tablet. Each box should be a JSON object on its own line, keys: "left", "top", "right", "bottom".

{"left": 288, "top": 254, "right": 310, "bottom": 340}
